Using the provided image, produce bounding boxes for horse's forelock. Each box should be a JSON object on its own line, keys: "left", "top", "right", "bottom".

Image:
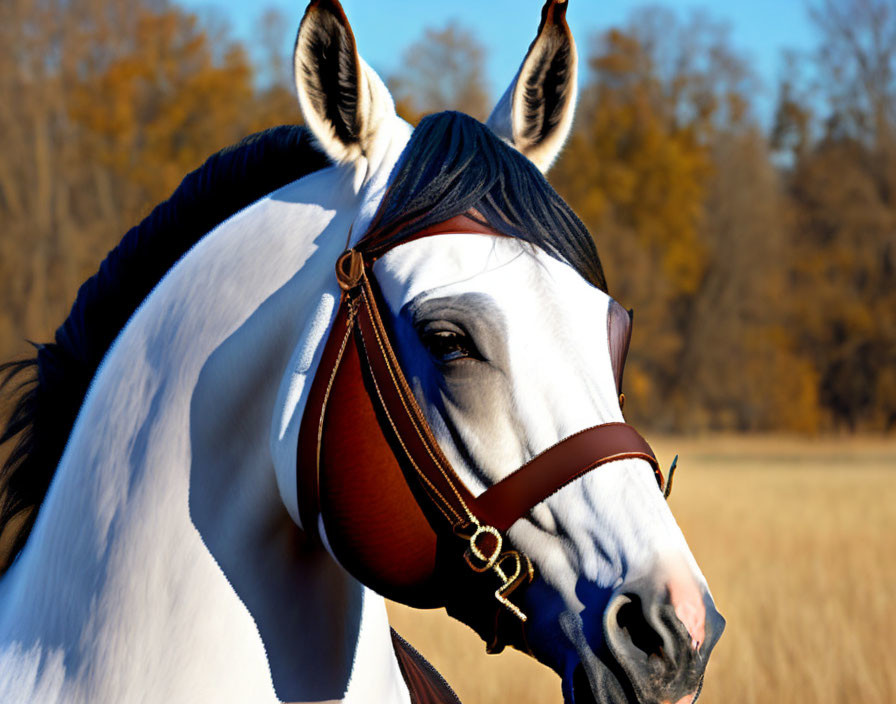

{"left": 364, "top": 111, "right": 606, "bottom": 292}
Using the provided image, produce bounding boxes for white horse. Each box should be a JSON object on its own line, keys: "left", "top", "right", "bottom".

{"left": 0, "top": 1, "right": 723, "bottom": 703}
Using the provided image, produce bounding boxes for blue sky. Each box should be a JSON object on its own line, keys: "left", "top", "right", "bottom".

{"left": 181, "top": 0, "right": 818, "bottom": 121}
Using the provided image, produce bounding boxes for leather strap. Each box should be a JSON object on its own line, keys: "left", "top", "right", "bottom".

{"left": 391, "top": 628, "right": 463, "bottom": 704}
{"left": 297, "top": 296, "right": 356, "bottom": 539}
{"left": 326, "top": 259, "right": 663, "bottom": 536}
{"left": 470, "top": 423, "right": 661, "bottom": 533}
{"left": 352, "top": 270, "right": 479, "bottom": 530}
{"left": 359, "top": 213, "right": 503, "bottom": 260}
{"left": 297, "top": 215, "right": 666, "bottom": 630}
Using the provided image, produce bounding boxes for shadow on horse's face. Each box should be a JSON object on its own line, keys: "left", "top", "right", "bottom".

{"left": 375, "top": 235, "right": 725, "bottom": 704}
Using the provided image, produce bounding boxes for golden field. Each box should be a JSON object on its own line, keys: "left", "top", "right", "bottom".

{"left": 387, "top": 435, "right": 896, "bottom": 704}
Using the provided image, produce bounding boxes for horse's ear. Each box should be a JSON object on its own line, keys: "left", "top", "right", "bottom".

{"left": 294, "top": 0, "right": 396, "bottom": 164}
{"left": 486, "top": 0, "right": 578, "bottom": 173}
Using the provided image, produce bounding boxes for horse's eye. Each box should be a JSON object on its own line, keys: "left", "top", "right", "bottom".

{"left": 419, "top": 324, "right": 480, "bottom": 364}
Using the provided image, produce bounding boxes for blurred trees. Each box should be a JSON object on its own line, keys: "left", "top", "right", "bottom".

{"left": 388, "top": 23, "right": 491, "bottom": 123}
{"left": 773, "top": 0, "right": 896, "bottom": 430}
{"left": 0, "top": 0, "right": 299, "bottom": 364}
{"left": 551, "top": 2, "right": 894, "bottom": 433}
{"left": 0, "top": 0, "right": 892, "bottom": 432}
{"left": 551, "top": 10, "right": 817, "bottom": 431}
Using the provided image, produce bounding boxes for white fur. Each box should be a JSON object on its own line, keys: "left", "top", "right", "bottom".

{"left": 0, "top": 110, "right": 414, "bottom": 704}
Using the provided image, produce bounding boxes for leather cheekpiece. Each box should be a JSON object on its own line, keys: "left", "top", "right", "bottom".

{"left": 296, "top": 215, "right": 665, "bottom": 652}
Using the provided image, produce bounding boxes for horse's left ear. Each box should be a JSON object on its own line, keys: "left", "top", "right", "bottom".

{"left": 486, "top": 0, "right": 578, "bottom": 173}
{"left": 294, "top": 0, "right": 397, "bottom": 165}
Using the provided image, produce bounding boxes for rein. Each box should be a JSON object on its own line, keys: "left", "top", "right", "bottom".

{"left": 297, "top": 215, "right": 670, "bottom": 652}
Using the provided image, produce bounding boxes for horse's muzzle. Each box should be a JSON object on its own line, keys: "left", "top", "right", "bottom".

{"left": 598, "top": 577, "right": 725, "bottom": 704}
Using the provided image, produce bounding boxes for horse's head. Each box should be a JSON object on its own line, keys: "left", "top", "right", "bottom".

{"left": 280, "top": 2, "right": 724, "bottom": 702}
{"left": 375, "top": 234, "right": 725, "bottom": 704}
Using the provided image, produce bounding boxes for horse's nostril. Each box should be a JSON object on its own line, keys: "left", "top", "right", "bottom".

{"left": 614, "top": 593, "right": 667, "bottom": 665}
{"left": 604, "top": 583, "right": 717, "bottom": 704}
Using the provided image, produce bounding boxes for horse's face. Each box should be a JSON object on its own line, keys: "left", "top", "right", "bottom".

{"left": 286, "top": 1, "right": 724, "bottom": 702}
{"left": 375, "top": 236, "right": 723, "bottom": 703}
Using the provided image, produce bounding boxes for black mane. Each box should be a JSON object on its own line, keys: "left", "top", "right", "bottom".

{"left": 0, "top": 126, "right": 331, "bottom": 568}
{"left": 364, "top": 111, "right": 606, "bottom": 291}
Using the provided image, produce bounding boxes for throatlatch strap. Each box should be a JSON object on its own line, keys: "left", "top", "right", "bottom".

{"left": 391, "top": 628, "right": 463, "bottom": 704}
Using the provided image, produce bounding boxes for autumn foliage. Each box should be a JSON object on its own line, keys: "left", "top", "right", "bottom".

{"left": 552, "top": 5, "right": 896, "bottom": 433}
{"left": 0, "top": 0, "right": 295, "bottom": 357}
{"left": 0, "top": 0, "right": 893, "bottom": 433}
{"left": 549, "top": 13, "right": 822, "bottom": 432}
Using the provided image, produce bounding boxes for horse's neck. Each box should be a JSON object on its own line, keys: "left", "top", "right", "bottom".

{"left": 0, "top": 167, "right": 410, "bottom": 704}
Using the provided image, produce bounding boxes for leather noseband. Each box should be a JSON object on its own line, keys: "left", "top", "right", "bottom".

{"left": 296, "top": 215, "right": 667, "bottom": 652}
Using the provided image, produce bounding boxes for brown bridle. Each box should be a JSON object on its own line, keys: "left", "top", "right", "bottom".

{"left": 297, "top": 215, "right": 670, "bottom": 652}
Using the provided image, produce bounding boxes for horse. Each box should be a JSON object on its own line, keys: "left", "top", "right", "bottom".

{"left": 0, "top": 1, "right": 724, "bottom": 702}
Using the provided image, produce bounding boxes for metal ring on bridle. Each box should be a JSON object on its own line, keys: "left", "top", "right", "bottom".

{"left": 464, "top": 524, "right": 503, "bottom": 573}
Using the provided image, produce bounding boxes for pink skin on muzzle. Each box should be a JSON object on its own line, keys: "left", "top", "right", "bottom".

{"left": 668, "top": 576, "right": 707, "bottom": 650}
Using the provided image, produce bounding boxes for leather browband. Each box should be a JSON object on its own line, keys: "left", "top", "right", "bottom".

{"left": 297, "top": 215, "right": 666, "bottom": 629}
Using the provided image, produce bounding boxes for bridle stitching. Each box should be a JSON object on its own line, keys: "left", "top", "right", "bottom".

{"left": 314, "top": 300, "right": 359, "bottom": 515}
{"left": 359, "top": 279, "right": 479, "bottom": 527}
{"left": 359, "top": 275, "right": 538, "bottom": 621}
{"left": 485, "top": 452, "right": 663, "bottom": 517}
{"left": 512, "top": 421, "right": 662, "bottom": 485}
{"left": 354, "top": 303, "right": 461, "bottom": 525}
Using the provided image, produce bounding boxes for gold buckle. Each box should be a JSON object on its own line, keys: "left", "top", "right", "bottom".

{"left": 493, "top": 550, "right": 534, "bottom": 622}
{"left": 463, "top": 524, "right": 503, "bottom": 572}
{"left": 335, "top": 250, "right": 365, "bottom": 290}
{"left": 460, "top": 522, "right": 535, "bottom": 622}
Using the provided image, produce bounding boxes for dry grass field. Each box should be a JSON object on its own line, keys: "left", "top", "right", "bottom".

{"left": 387, "top": 435, "right": 896, "bottom": 704}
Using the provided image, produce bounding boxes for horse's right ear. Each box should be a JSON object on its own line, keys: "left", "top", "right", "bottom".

{"left": 486, "top": 0, "right": 578, "bottom": 173}
{"left": 294, "top": 0, "right": 396, "bottom": 165}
